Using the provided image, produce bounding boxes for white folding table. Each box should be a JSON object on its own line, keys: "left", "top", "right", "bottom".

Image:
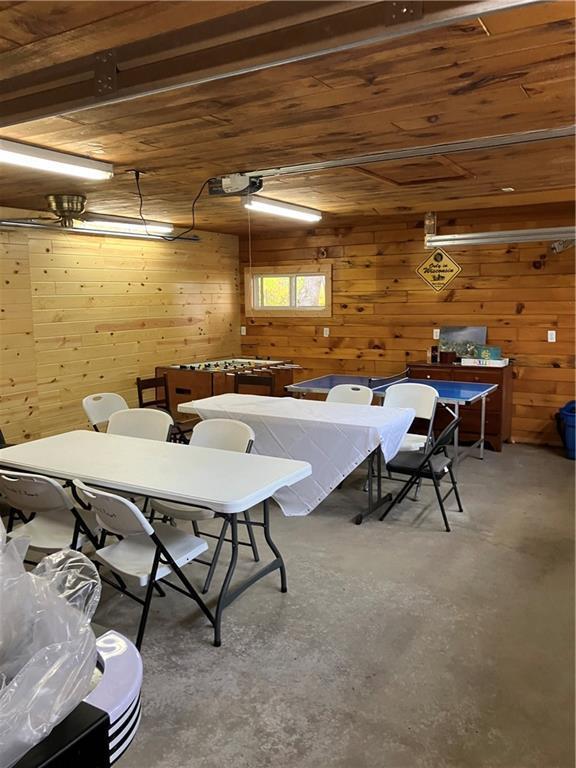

{"left": 178, "top": 393, "right": 415, "bottom": 523}
{"left": 0, "top": 430, "right": 311, "bottom": 647}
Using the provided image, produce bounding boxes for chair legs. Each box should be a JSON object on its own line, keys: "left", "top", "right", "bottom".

{"left": 411, "top": 476, "right": 423, "bottom": 501}
{"left": 431, "top": 474, "right": 451, "bottom": 533}
{"left": 201, "top": 517, "right": 230, "bottom": 594}
{"left": 378, "top": 474, "right": 420, "bottom": 521}
{"left": 380, "top": 469, "right": 462, "bottom": 532}
{"left": 5, "top": 507, "right": 29, "bottom": 533}
{"left": 135, "top": 546, "right": 162, "bottom": 650}
{"left": 133, "top": 540, "right": 215, "bottom": 650}
{"left": 448, "top": 466, "right": 464, "bottom": 512}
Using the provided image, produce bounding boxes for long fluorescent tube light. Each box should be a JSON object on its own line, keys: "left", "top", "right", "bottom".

{"left": 78, "top": 218, "right": 173, "bottom": 235}
{"left": 0, "top": 218, "right": 197, "bottom": 241}
{"left": 0, "top": 138, "right": 113, "bottom": 180}
{"left": 244, "top": 197, "right": 322, "bottom": 222}
{"left": 426, "top": 227, "right": 576, "bottom": 247}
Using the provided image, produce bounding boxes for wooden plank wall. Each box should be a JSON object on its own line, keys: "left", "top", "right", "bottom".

{"left": 240, "top": 204, "right": 575, "bottom": 446}
{"left": 0, "top": 228, "right": 241, "bottom": 442}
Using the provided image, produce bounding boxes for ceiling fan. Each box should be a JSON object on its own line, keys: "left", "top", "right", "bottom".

{"left": 2, "top": 194, "right": 89, "bottom": 228}
{"left": 0, "top": 194, "right": 177, "bottom": 237}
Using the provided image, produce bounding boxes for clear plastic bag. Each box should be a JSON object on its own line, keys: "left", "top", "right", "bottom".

{"left": 0, "top": 521, "right": 101, "bottom": 768}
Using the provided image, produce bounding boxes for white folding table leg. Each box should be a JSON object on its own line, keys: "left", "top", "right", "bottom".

{"left": 453, "top": 403, "right": 460, "bottom": 469}
{"left": 479, "top": 395, "right": 486, "bottom": 459}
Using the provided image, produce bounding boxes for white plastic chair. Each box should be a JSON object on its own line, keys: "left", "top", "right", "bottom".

{"left": 82, "top": 393, "right": 128, "bottom": 431}
{"left": 73, "top": 480, "right": 213, "bottom": 650}
{"left": 107, "top": 408, "right": 174, "bottom": 442}
{"left": 383, "top": 383, "right": 438, "bottom": 451}
{"left": 0, "top": 471, "right": 96, "bottom": 552}
{"left": 151, "top": 419, "right": 257, "bottom": 594}
{"left": 326, "top": 384, "right": 374, "bottom": 405}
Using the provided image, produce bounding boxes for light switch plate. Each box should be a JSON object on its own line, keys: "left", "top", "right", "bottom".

{"left": 433, "top": 328, "right": 440, "bottom": 340}
{"left": 547, "top": 330, "right": 556, "bottom": 343}
{"left": 240, "top": 326, "right": 246, "bottom": 336}
{"left": 323, "top": 327, "right": 330, "bottom": 337}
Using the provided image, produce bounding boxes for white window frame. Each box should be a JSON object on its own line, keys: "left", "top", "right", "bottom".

{"left": 244, "top": 264, "right": 332, "bottom": 318}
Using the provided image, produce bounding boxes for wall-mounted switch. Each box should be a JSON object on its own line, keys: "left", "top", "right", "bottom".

{"left": 323, "top": 327, "right": 330, "bottom": 337}
{"left": 433, "top": 328, "right": 440, "bottom": 340}
{"left": 547, "top": 330, "right": 556, "bottom": 343}
{"left": 240, "top": 326, "right": 246, "bottom": 336}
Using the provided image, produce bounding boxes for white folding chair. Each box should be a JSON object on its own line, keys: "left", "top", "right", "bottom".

{"left": 82, "top": 393, "right": 128, "bottom": 432}
{"left": 107, "top": 408, "right": 174, "bottom": 442}
{"left": 326, "top": 384, "right": 374, "bottom": 405}
{"left": 151, "top": 419, "right": 257, "bottom": 594}
{"left": 383, "top": 383, "right": 438, "bottom": 451}
{"left": 74, "top": 480, "right": 214, "bottom": 650}
{"left": 0, "top": 471, "right": 97, "bottom": 553}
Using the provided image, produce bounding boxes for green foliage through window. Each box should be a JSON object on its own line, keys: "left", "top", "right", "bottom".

{"left": 254, "top": 273, "right": 326, "bottom": 309}
{"left": 260, "top": 276, "right": 290, "bottom": 307}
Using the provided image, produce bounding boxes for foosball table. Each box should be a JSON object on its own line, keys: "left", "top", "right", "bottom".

{"left": 155, "top": 358, "right": 301, "bottom": 413}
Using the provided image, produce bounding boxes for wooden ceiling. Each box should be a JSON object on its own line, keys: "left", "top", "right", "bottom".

{"left": 0, "top": 0, "right": 574, "bottom": 233}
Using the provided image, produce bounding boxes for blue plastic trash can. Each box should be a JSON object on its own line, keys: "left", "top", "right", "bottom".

{"left": 556, "top": 401, "right": 576, "bottom": 460}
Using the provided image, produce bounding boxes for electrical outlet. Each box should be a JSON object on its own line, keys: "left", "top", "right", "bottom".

{"left": 240, "top": 326, "right": 246, "bottom": 336}
{"left": 433, "top": 328, "right": 440, "bottom": 340}
{"left": 323, "top": 327, "right": 330, "bottom": 337}
{"left": 547, "top": 330, "right": 556, "bottom": 343}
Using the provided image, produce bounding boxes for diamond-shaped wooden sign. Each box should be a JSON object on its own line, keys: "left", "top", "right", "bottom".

{"left": 416, "top": 248, "right": 461, "bottom": 292}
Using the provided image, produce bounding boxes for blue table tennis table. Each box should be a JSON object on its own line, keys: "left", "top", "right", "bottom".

{"left": 286, "top": 373, "right": 498, "bottom": 464}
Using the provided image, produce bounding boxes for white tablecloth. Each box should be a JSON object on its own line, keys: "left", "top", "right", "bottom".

{"left": 181, "top": 394, "right": 415, "bottom": 516}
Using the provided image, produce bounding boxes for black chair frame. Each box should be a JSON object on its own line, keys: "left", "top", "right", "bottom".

{"left": 379, "top": 418, "right": 464, "bottom": 532}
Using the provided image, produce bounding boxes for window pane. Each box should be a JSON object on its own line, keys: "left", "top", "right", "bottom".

{"left": 296, "top": 275, "right": 326, "bottom": 307}
{"left": 259, "top": 275, "right": 291, "bottom": 307}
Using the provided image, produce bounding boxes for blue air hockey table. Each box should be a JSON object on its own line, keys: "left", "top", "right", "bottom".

{"left": 286, "top": 373, "right": 498, "bottom": 463}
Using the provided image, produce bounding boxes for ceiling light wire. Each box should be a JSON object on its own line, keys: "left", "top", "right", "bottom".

{"left": 247, "top": 192, "right": 253, "bottom": 277}
{"left": 130, "top": 169, "right": 206, "bottom": 242}
{"left": 133, "top": 170, "right": 151, "bottom": 237}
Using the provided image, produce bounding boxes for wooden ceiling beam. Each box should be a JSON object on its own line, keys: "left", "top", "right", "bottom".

{"left": 0, "top": 0, "right": 547, "bottom": 128}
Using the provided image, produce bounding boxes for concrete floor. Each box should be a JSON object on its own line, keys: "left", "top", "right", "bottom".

{"left": 102, "top": 444, "right": 574, "bottom": 768}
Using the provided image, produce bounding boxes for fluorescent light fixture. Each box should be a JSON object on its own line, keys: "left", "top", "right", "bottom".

{"left": 244, "top": 197, "right": 322, "bottom": 222}
{"left": 0, "top": 138, "right": 113, "bottom": 180}
{"left": 426, "top": 227, "right": 576, "bottom": 248}
{"left": 0, "top": 218, "right": 196, "bottom": 241}
{"left": 78, "top": 218, "right": 173, "bottom": 235}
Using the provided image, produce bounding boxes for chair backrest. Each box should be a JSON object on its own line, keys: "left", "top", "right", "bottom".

{"left": 73, "top": 480, "right": 153, "bottom": 537}
{"left": 234, "top": 372, "right": 275, "bottom": 396}
{"left": 107, "top": 408, "right": 174, "bottom": 442}
{"left": 432, "top": 417, "right": 461, "bottom": 452}
{"left": 326, "top": 384, "right": 373, "bottom": 405}
{"left": 410, "top": 418, "right": 461, "bottom": 473}
{"left": 0, "top": 471, "right": 72, "bottom": 514}
{"left": 136, "top": 375, "right": 168, "bottom": 409}
{"left": 190, "top": 419, "right": 255, "bottom": 453}
{"left": 383, "top": 383, "right": 438, "bottom": 420}
{"left": 83, "top": 393, "right": 128, "bottom": 429}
